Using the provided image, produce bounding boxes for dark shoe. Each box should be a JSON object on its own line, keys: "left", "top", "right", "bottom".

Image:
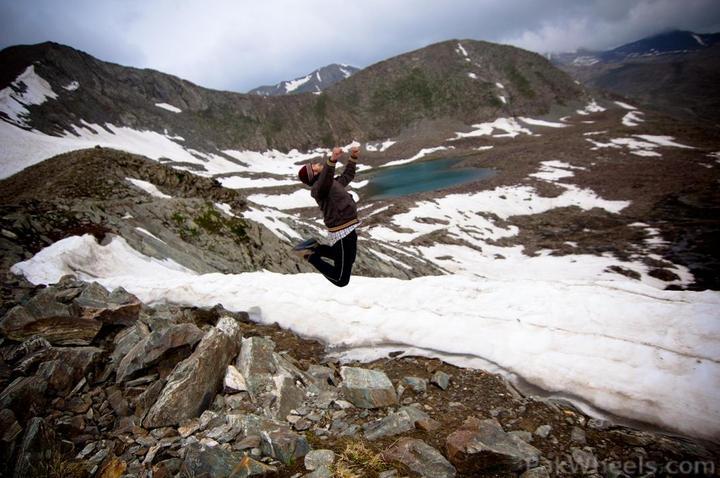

{"left": 293, "top": 238, "right": 319, "bottom": 251}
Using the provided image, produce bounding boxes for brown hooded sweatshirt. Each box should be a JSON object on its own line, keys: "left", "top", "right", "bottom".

{"left": 311, "top": 155, "right": 359, "bottom": 232}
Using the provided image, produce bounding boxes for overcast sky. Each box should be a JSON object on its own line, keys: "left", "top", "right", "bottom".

{"left": 2, "top": 0, "right": 720, "bottom": 92}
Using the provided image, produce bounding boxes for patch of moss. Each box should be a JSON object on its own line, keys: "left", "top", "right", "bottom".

{"left": 313, "top": 94, "right": 327, "bottom": 120}
{"left": 370, "top": 67, "right": 436, "bottom": 112}
{"left": 505, "top": 65, "right": 536, "bottom": 98}
{"left": 194, "top": 205, "right": 224, "bottom": 234}
{"left": 191, "top": 203, "right": 249, "bottom": 243}
{"left": 171, "top": 212, "right": 186, "bottom": 226}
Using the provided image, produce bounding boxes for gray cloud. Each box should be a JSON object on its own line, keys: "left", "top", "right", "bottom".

{"left": 2, "top": 0, "right": 719, "bottom": 92}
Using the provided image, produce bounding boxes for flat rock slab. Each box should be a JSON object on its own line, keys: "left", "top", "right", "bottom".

{"left": 383, "top": 438, "right": 456, "bottom": 478}
{"left": 446, "top": 417, "right": 541, "bottom": 473}
{"left": 143, "top": 317, "right": 242, "bottom": 428}
{"left": 0, "top": 281, "right": 141, "bottom": 344}
{"left": 75, "top": 282, "right": 141, "bottom": 325}
{"left": 340, "top": 366, "right": 397, "bottom": 409}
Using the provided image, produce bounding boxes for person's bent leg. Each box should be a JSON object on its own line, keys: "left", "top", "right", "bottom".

{"left": 308, "top": 231, "right": 357, "bottom": 287}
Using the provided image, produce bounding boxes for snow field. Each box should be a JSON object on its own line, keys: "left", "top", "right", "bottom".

{"left": 11, "top": 234, "right": 720, "bottom": 441}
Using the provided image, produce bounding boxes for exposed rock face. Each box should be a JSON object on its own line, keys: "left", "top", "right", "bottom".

{"left": 143, "top": 317, "right": 242, "bottom": 428}
{"left": 383, "top": 438, "right": 457, "bottom": 478}
{"left": 340, "top": 366, "right": 398, "bottom": 409}
{"left": 115, "top": 323, "right": 203, "bottom": 382}
{"left": 446, "top": 417, "right": 541, "bottom": 473}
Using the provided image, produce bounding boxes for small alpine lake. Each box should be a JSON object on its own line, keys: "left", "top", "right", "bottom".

{"left": 363, "top": 158, "right": 495, "bottom": 200}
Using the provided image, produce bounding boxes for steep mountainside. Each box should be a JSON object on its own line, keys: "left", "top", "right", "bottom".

{"left": 0, "top": 40, "right": 586, "bottom": 156}
{"left": 248, "top": 63, "right": 359, "bottom": 96}
{"left": 551, "top": 31, "right": 720, "bottom": 124}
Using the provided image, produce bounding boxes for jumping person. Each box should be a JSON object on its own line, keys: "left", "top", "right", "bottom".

{"left": 293, "top": 146, "right": 360, "bottom": 287}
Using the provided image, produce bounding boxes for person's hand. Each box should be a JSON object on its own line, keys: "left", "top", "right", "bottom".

{"left": 350, "top": 146, "right": 360, "bottom": 158}
{"left": 331, "top": 147, "right": 343, "bottom": 162}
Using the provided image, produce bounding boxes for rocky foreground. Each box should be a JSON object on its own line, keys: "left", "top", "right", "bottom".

{"left": 0, "top": 277, "right": 717, "bottom": 478}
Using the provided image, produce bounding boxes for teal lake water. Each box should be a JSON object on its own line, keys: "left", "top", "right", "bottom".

{"left": 364, "top": 158, "right": 495, "bottom": 200}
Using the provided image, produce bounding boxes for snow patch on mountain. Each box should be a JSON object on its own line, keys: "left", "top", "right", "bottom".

{"left": 0, "top": 65, "right": 58, "bottom": 127}
{"left": 247, "top": 189, "right": 316, "bottom": 210}
{"left": 451, "top": 117, "right": 533, "bottom": 140}
{"left": 382, "top": 146, "right": 452, "bottom": 167}
{"left": 125, "top": 177, "right": 172, "bottom": 198}
{"left": 519, "top": 117, "right": 568, "bottom": 128}
{"left": 622, "top": 111, "right": 644, "bottom": 127}
{"left": 577, "top": 99, "right": 606, "bottom": 115}
{"left": 365, "top": 140, "right": 396, "bottom": 152}
{"left": 154, "top": 102, "right": 182, "bottom": 113}
{"left": 284, "top": 74, "right": 311, "bottom": 93}
{"left": 614, "top": 101, "right": 637, "bottom": 110}
{"left": 586, "top": 135, "right": 694, "bottom": 157}
{"left": 63, "top": 81, "right": 80, "bottom": 92}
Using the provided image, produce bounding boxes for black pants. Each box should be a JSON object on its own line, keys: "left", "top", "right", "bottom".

{"left": 308, "top": 230, "right": 357, "bottom": 287}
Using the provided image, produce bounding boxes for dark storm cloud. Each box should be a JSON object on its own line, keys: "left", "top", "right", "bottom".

{"left": 2, "top": 0, "right": 720, "bottom": 93}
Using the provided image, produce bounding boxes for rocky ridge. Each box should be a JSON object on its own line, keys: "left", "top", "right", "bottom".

{"left": 0, "top": 39, "right": 586, "bottom": 152}
{"left": 0, "top": 147, "right": 441, "bottom": 287}
{"left": 0, "top": 278, "right": 717, "bottom": 477}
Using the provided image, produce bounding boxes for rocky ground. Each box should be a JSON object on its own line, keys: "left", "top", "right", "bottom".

{"left": 0, "top": 278, "right": 717, "bottom": 477}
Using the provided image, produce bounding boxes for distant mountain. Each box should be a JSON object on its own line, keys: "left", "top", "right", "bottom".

{"left": 550, "top": 30, "right": 720, "bottom": 66}
{"left": 0, "top": 39, "right": 585, "bottom": 160}
{"left": 248, "top": 63, "right": 359, "bottom": 96}
{"left": 550, "top": 30, "right": 720, "bottom": 125}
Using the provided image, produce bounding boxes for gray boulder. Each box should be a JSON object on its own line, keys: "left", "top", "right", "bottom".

{"left": 260, "top": 427, "right": 311, "bottom": 465}
{"left": 446, "top": 417, "right": 541, "bottom": 473}
{"left": 431, "top": 371, "right": 451, "bottom": 390}
{"left": 181, "top": 443, "right": 277, "bottom": 477}
{"left": 400, "top": 376, "right": 428, "bottom": 394}
{"left": 383, "top": 438, "right": 456, "bottom": 478}
{"left": 236, "top": 336, "right": 277, "bottom": 394}
{"left": 304, "top": 449, "right": 335, "bottom": 471}
{"left": 143, "top": 317, "right": 242, "bottom": 428}
{"left": 115, "top": 322, "right": 203, "bottom": 381}
{"left": 364, "top": 406, "right": 435, "bottom": 441}
{"left": 340, "top": 367, "right": 397, "bottom": 409}
{"left": 520, "top": 466, "right": 550, "bottom": 478}
{"left": 571, "top": 447, "right": 598, "bottom": 475}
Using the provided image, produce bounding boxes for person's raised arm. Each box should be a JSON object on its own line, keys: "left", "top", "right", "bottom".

{"left": 337, "top": 146, "right": 359, "bottom": 187}
{"left": 312, "top": 147, "right": 342, "bottom": 199}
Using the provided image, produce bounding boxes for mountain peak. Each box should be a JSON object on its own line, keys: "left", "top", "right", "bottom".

{"left": 248, "top": 63, "right": 360, "bottom": 96}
